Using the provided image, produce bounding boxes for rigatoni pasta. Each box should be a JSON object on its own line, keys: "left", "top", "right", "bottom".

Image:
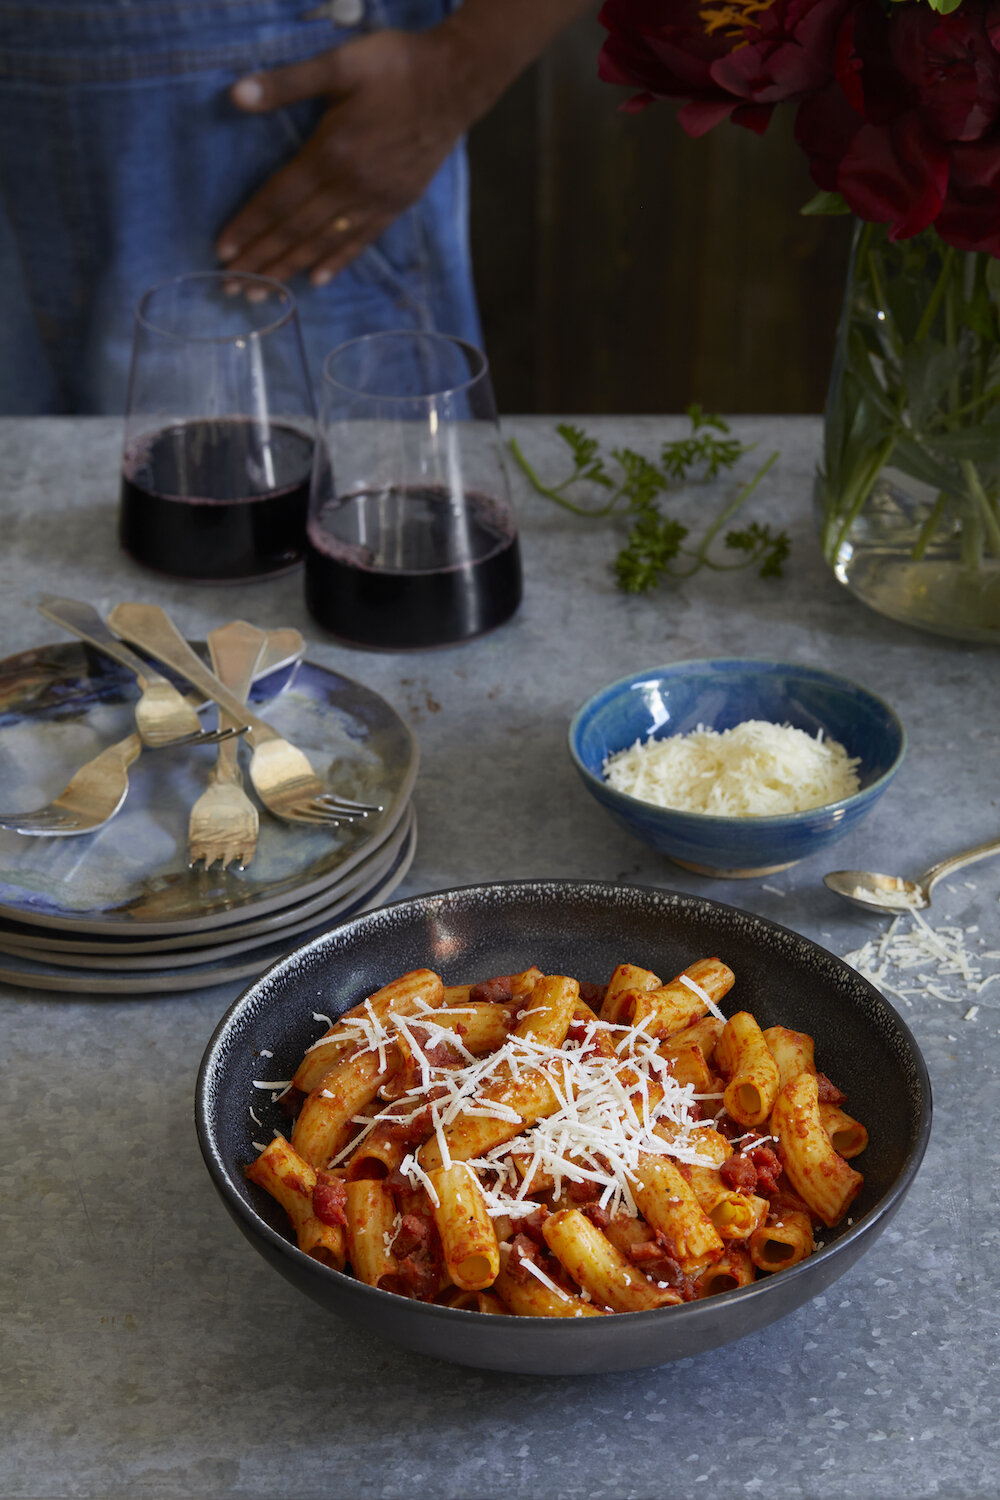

{"left": 247, "top": 958, "right": 866, "bottom": 1317}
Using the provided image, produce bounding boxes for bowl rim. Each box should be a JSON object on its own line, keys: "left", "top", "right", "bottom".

{"left": 567, "top": 657, "right": 907, "bottom": 827}
{"left": 195, "top": 876, "right": 933, "bottom": 1335}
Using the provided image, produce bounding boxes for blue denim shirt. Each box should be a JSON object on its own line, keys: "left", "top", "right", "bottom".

{"left": 0, "top": 0, "right": 482, "bottom": 412}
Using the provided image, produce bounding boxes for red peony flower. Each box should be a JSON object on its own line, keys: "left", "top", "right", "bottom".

{"left": 599, "top": 0, "right": 1000, "bottom": 255}
{"left": 599, "top": 0, "right": 855, "bottom": 135}
{"left": 796, "top": 0, "right": 1000, "bottom": 248}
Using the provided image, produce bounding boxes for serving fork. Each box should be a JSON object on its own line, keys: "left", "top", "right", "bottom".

{"left": 38, "top": 595, "right": 243, "bottom": 749}
{"left": 188, "top": 622, "right": 270, "bottom": 870}
{"left": 108, "top": 603, "right": 381, "bottom": 827}
{"left": 0, "top": 628, "right": 306, "bottom": 838}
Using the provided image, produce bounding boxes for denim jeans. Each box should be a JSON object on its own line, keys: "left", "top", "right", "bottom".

{"left": 0, "top": 0, "right": 482, "bottom": 413}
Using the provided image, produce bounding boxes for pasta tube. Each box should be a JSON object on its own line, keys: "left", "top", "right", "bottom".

{"left": 684, "top": 1160, "right": 768, "bottom": 1239}
{"left": 663, "top": 1042, "right": 714, "bottom": 1093}
{"left": 342, "top": 1179, "right": 399, "bottom": 1288}
{"left": 718, "top": 1011, "right": 781, "bottom": 1127}
{"left": 542, "top": 1209, "right": 679, "bottom": 1312}
{"left": 344, "top": 1121, "right": 411, "bottom": 1181}
{"left": 245, "top": 1136, "right": 346, "bottom": 1270}
{"left": 762, "top": 1025, "right": 816, "bottom": 1089}
{"left": 599, "top": 963, "right": 661, "bottom": 1024}
{"left": 771, "top": 1073, "right": 864, "bottom": 1227}
{"left": 293, "top": 969, "right": 444, "bottom": 1092}
{"left": 631, "top": 1156, "right": 724, "bottom": 1273}
{"left": 658, "top": 1016, "right": 725, "bottom": 1066}
{"left": 418, "top": 1065, "right": 563, "bottom": 1170}
{"left": 292, "top": 1047, "right": 397, "bottom": 1168}
{"left": 443, "top": 1289, "right": 509, "bottom": 1314}
{"left": 618, "top": 958, "right": 735, "bottom": 1039}
{"left": 749, "top": 1209, "right": 814, "bottom": 1272}
{"left": 427, "top": 1164, "right": 501, "bottom": 1291}
{"left": 819, "top": 1103, "right": 869, "bottom": 1160}
{"left": 512, "top": 974, "right": 579, "bottom": 1047}
{"left": 694, "top": 1244, "right": 755, "bottom": 1297}
{"left": 493, "top": 1253, "right": 609, "bottom": 1318}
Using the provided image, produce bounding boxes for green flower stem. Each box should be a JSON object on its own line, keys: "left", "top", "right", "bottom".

{"left": 911, "top": 494, "right": 948, "bottom": 561}
{"left": 960, "top": 508, "right": 984, "bottom": 570}
{"left": 945, "top": 270, "right": 962, "bottom": 415}
{"left": 935, "top": 382, "right": 1000, "bottom": 427}
{"left": 827, "top": 432, "right": 898, "bottom": 559}
{"left": 668, "top": 450, "right": 780, "bottom": 575}
{"left": 507, "top": 437, "right": 620, "bottom": 518}
{"left": 825, "top": 223, "right": 1000, "bottom": 586}
{"left": 959, "top": 458, "right": 1000, "bottom": 559}
{"left": 944, "top": 265, "right": 999, "bottom": 567}
{"left": 914, "top": 244, "right": 955, "bottom": 344}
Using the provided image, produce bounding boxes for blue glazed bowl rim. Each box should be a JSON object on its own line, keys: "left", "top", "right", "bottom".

{"left": 567, "top": 657, "right": 907, "bottom": 828}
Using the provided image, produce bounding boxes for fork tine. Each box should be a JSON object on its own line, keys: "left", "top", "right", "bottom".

{"left": 0, "top": 810, "right": 76, "bottom": 829}
{"left": 0, "top": 818, "right": 84, "bottom": 836}
{"left": 0, "top": 810, "right": 66, "bottom": 826}
{"left": 190, "top": 847, "right": 249, "bottom": 870}
{"left": 285, "top": 802, "right": 345, "bottom": 825}
{"left": 312, "top": 794, "right": 380, "bottom": 815}
{"left": 167, "top": 724, "right": 247, "bottom": 749}
{"left": 197, "top": 724, "right": 248, "bottom": 745}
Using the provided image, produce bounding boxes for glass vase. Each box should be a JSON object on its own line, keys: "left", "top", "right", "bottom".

{"left": 816, "top": 220, "right": 1000, "bottom": 644}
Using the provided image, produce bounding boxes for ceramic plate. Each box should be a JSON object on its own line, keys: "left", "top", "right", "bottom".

{"left": 0, "top": 804, "right": 414, "bottom": 957}
{"left": 0, "top": 642, "right": 418, "bottom": 936}
{"left": 0, "top": 814, "right": 416, "bottom": 995}
{"left": 0, "top": 808, "right": 415, "bottom": 970}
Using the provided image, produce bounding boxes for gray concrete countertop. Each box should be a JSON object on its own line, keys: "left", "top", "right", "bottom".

{"left": 2, "top": 416, "right": 997, "bottom": 1500}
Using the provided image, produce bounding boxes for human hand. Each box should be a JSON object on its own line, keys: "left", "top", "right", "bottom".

{"left": 216, "top": 27, "right": 473, "bottom": 286}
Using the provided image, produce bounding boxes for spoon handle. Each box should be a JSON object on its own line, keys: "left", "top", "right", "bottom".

{"left": 923, "top": 837, "right": 1000, "bottom": 894}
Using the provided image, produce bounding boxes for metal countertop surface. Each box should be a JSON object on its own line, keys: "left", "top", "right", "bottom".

{"left": 1, "top": 415, "right": 997, "bottom": 1500}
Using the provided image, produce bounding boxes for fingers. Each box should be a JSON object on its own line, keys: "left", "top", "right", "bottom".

{"left": 221, "top": 186, "right": 375, "bottom": 286}
{"left": 216, "top": 108, "right": 385, "bottom": 281}
{"left": 309, "top": 213, "right": 393, "bottom": 285}
{"left": 230, "top": 49, "right": 347, "bottom": 112}
{"left": 217, "top": 31, "right": 446, "bottom": 284}
{"left": 223, "top": 189, "right": 339, "bottom": 272}
{"left": 217, "top": 155, "right": 320, "bottom": 265}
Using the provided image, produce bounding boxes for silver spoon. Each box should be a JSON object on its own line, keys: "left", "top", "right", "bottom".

{"left": 824, "top": 835, "right": 1000, "bottom": 913}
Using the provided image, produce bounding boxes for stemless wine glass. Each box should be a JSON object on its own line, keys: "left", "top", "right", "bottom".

{"left": 305, "top": 331, "right": 522, "bottom": 649}
{"left": 119, "top": 272, "right": 315, "bottom": 582}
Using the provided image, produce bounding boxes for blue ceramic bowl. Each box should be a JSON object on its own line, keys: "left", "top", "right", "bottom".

{"left": 568, "top": 659, "right": 905, "bottom": 878}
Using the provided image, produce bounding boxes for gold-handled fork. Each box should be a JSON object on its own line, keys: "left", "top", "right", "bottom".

{"left": 188, "top": 622, "right": 282, "bottom": 870}
{"left": 38, "top": 595, "right": 242, "bottom": 749}
{"left": 108, "top": 603, "right": 382, "bottom": 827}
{"left": 0, "top": 627, "right": 306, "bottom": 837}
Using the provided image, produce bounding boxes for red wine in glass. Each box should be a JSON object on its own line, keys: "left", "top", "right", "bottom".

{"left": 119, "top": 273, "right": 314, "bottom": 581}
{"left": 305, "top": 485, "right": 522, "bottom": 649}
{"left": 308, "top": 331, "right": 521, "bottom": 649}
{"left": 120, "top": 418, "right": 312, "bottom": 582}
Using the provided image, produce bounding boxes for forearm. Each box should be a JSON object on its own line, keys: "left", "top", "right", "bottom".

{"left": 438, "top": 0, "right": 598, "bottom": 125}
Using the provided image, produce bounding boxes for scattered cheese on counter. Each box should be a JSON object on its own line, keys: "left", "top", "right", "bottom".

{"left": 843, "top": 905, "right": 1000, "bottom": 1017}
{"left": 603, "top": 720, "right": 861, "bottom": 816}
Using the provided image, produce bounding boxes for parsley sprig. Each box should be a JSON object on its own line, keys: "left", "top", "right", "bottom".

{"left": 509, "top": 406, "right": 786, "bottom": 595}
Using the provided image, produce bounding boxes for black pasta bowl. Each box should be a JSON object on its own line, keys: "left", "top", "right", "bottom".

{"left": 195, "top": 879, "right": 931, "bottom": 1375}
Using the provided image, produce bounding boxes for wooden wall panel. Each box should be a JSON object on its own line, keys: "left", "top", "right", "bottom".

{"left": 467, "top": 12, "right": 853, "bottom": 416}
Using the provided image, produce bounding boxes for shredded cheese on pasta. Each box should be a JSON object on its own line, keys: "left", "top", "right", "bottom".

{"left": 329, "top": 1005, "right": 723, "bottom": 1221}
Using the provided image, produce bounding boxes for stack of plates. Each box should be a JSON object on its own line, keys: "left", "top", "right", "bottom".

{"left": 0, "top": 640, "right": 419, "bottom": 994}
